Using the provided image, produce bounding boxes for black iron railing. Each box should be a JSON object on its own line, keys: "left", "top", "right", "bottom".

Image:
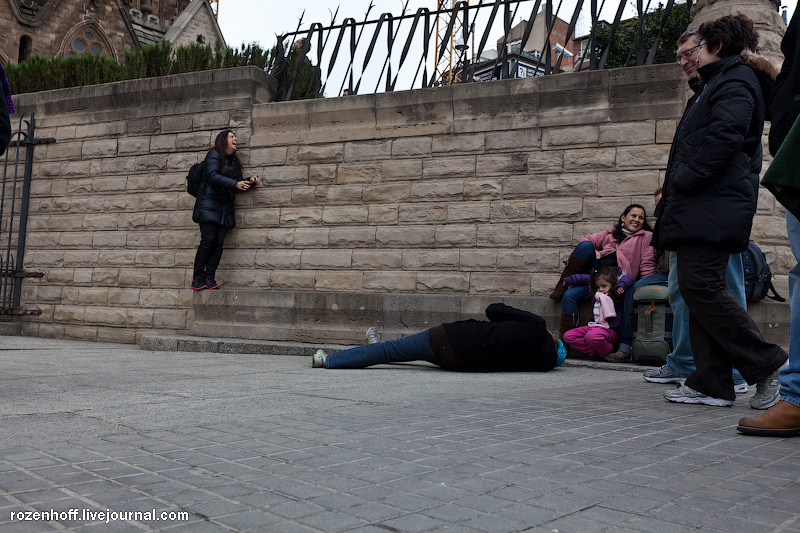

{"left": 0, "top": 114, "right": 50, "bottom": 315}
{"left": 270, "top": 0, "right": 690, "bottom": 100}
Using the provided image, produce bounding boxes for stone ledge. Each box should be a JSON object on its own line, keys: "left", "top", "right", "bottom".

{"left": 187, "top": 290, "right": 790, "bottom": 347}
{"left": 140, "top": 334, "right": 350, "bottom": 356}
{"left": 0, "top": 322, "right": 23, "bottom": 336}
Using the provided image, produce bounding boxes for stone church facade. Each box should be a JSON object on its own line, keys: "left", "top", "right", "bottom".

{"left": 0, "top": 0, "right": 225, "bottom": 65}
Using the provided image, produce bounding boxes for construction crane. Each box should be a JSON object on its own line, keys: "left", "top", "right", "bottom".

{"left": 433, "top": 0, "right": 469, "bottom": 85}
{"left": 209, "top": 0, "right": 219, "bottom": 20}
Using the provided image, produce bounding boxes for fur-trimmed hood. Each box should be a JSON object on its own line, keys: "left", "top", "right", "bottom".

{"left": 742, "top": 51, "right": 779, "bottom": 109}
{"left": 741, "top": 51, "right": 780, "bottom": 81}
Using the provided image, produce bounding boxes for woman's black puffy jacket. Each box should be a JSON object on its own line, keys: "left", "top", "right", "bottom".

{"left": 192, "top": 149, "right": 245, "bottom": 228}
{"left": 655, "top": 54, "right": 771, "bottom": 253}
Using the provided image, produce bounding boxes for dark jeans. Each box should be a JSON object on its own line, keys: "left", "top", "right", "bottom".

{"left": 677, "top": 243, "right": 788, "bottom": 401}
{"left": 193, "top": 223, "right": 227, "bottom": 278}
{"left": 561, "top": 241, "right": 598, "bottom": 314}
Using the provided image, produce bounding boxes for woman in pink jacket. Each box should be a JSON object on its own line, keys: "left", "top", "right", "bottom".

{"left": 550, "top": 204, "right": 657, "bottom": 341}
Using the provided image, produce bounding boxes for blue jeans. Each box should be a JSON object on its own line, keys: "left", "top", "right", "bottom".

{"left": 561, "top": 241, "right": 596, "bottom": 315}
{"left": 781, "top": 211, "right": 800, "bottom": 408}
{"left": 325, "top": 330, "right": 439, "bottom": 369}
{"left": 617, "top": 273, "right": 668, "bottom": 354}
{"left": 667, "top": 250, "right": 746, "bottom": 384}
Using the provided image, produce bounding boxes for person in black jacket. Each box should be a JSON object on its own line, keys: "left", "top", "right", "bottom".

{"left": 738, "top": 7, "right": 800, "bottom": 437}
{"left": 0, "top": 63, "right": 13, "bottom": 156}
{"left": 191, "top": 130, "right": 260, "bottom": 290}
{"left": 654, "top": 15, "right": 788, "bottom": 407}
{"left": 311, "top": 303, "right": 567, "bottom": 372}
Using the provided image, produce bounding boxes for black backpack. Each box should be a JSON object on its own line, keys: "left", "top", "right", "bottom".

{"left": 742, "top": 242, "right": 785, "bottom": 302}
{"left": 186, "top": 162, "right": 204, "bottom": 197}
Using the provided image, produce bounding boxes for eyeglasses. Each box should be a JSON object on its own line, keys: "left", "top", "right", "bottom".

{"left": 675, "top": 42, "right": 704, "bottom": 63}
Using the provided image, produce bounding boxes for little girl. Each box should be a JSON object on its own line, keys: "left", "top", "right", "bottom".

{"left": 562, "top": 267, "right": 632, "bottom": 361}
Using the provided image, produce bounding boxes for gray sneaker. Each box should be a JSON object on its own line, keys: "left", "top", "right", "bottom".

{"left": 312, "top": 349, "right": 327, "bottom": 368}
{"left": 365, "top": 326, "right": 379, "bottom": 345}
{"left": 664, "top": 384, "right": 734, "bottom": 407}
{"left": 643, "top": 365, "right": 683, "bottom": 384}
{"left": 750, "top": 369, "right": 781, "bottom": 410}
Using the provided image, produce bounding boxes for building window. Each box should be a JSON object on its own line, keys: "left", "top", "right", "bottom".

{"left": 71, "top": 31, "right": 104, "bottom": 56}
{"left": 18, "top": 35, "right": 32, "bottom": 63}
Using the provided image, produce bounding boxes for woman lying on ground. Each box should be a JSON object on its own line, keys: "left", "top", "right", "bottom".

{"left": 312, "top": 303, "right": 567, "bottom": 372}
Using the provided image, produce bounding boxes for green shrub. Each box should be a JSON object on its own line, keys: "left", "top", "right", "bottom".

{"left": 6, "top": 53, "right": 124, "bottom": 93}
{"left": 4, "top": 40, "right": 281, "bottom": 95}
{"left": 171, "top": 42, "right": 215, "bottom": 74}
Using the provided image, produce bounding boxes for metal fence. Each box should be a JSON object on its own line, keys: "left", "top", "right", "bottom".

{"left": 271, "top": 0, "right": 690, "bottom": 100}
{"left": 0, "top": 114, "right": 50, "bottom": 315}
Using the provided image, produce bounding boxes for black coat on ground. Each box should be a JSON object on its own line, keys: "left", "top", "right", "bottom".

{"left": 655, "top": 54, "right": 771, "bottom": 253}
{"left": 437, "top": 303, "right": 557, "bottom": 372}
{"left": 192, "top": 149, "right": 244, "bottom": 228}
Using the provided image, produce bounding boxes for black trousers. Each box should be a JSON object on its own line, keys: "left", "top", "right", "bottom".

{"left": 677, "top": 243, "right": 788, "bottom": 400}
{"left": 193, "top": 223, "right": 227, "bottom": 278}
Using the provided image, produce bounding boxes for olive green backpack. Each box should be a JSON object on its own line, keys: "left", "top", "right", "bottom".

{"left": 630, "top": 284, "right": 672, "bottom": 365}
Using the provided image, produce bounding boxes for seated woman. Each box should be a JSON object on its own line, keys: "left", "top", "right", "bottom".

{"left": 312, "top": 303, "right": 567, "bottom": 372}
{"left": 550, "top": 204, "right": 658, "bottom": 345}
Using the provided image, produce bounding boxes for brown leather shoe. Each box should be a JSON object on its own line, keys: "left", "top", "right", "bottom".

{"left": 606, "top": 351, "right": 631, "bottom": 362}
{"left": 549, "top": 255, "right": 587, "bottom": 300}
{"left": 737, "top": 400, "right": 800, "bottom": 437}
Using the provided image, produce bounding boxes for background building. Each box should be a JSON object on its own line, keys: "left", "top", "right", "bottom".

{"left": 1, "top": 0, "right": 226, "bottom": 65}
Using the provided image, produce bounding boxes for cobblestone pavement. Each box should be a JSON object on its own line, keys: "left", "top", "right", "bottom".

{"left": 0, "top": 336, "right": 798, "bottom": 533}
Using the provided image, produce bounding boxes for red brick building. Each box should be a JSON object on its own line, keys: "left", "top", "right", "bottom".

{"left": 1, "top": 0, "right": 226, "bottom": 65}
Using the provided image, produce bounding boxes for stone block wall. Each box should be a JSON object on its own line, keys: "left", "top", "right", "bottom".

{"left": 11, "top": 67, "right": 275, "bottom": 343}
{"left": 8, "top": 63, "right": 791, "bottom": 344}
{"left": 240, "top": 64, "right": 790, "bottom": 298}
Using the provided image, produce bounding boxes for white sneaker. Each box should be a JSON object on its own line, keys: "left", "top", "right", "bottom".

{"left": 664, "top": 384, "right": 734, "bottom": 407}
{"left": 734, "top": 382, "right": 748, "bottom": 395}
{"left": 312, "top": 349, "right": 327, "bottom": 368}
{"left": 365, "top": 326, "right": 379, "bottom": 345}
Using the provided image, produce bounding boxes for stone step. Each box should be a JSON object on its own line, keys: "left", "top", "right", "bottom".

{"left": 0, "top": 322, "right": 22, "bottom": 336}
{"left": 186, "top": 290, "right": 790, "bottom": 347}
{"left": 140, "top": 334, "right": 351, "bottom": 356}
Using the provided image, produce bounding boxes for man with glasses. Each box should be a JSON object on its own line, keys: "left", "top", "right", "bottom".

{"left": 643, "top": 29, "right": 757, "bottom": 404}
{"left": 676, "top": 37, "right": 703, "bottom": 78}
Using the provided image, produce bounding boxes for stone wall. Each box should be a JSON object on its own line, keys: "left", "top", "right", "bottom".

{"left": 9, "top": 63, "right": 792, "bottom": 344}
{"left": 11, "top": 67, "right": 275, "bottom": 343}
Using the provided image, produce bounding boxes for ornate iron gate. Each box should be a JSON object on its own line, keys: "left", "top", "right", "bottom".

{"left": 0, "top": 114, "right": 52, "bottom": 315}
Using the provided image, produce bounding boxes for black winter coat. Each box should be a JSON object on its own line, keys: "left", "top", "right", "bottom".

{"left": 440, "top": 303, "right": 557, "bottom": 372}
{"left": 769, "top": 8, "right": 800, "bottom": 155}
{"left": 192, "top": 149, "right": 245, "bottom": 228}
{"left": 655, "top": 55, "right": 766, "bottom": 253}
